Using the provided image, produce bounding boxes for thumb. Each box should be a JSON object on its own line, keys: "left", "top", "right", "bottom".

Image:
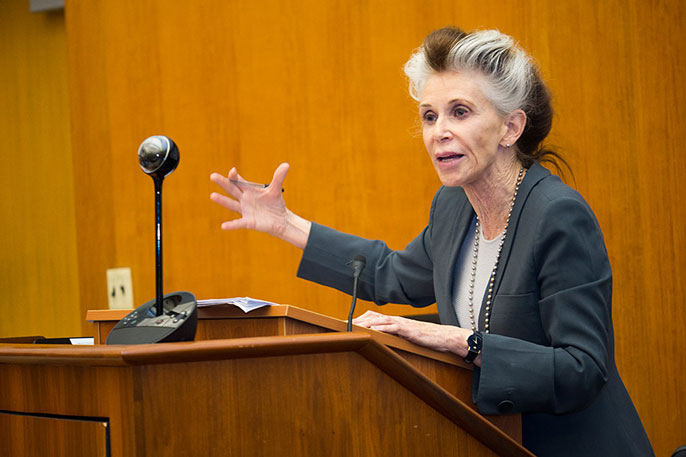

{"left": 270, "top": 162, "right": 290, "bottom": 190}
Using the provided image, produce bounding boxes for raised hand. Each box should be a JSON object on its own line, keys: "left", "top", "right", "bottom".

{"left": 210, "top": 163, "right": 311, "bottom": 249}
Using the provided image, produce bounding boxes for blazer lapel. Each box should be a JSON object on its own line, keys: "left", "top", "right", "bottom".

{"left": 434, "top": 186, "right": 474, "bottom": 327}
{"left": 477, "top": 163, "right": 550, "bottom": 329}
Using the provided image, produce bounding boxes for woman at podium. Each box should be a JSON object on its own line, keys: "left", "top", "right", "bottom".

{"left": 210, "top": 26, "right": 653, "bottom": 457}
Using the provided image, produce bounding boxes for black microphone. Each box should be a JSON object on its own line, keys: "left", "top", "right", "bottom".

{"left": 347, "top": 255, "right": 367, "bottom": 331}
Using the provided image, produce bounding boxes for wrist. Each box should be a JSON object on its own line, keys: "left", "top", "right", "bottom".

{"left": 464, "top": 331, "right": 483, "bottom": 364}
{"left": 281, "top": 210, "right": 312, "bottom": 249}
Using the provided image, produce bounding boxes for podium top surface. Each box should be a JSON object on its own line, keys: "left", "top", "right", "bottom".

{"left": 86, "top": 304, "right": 470, "bottom": 369}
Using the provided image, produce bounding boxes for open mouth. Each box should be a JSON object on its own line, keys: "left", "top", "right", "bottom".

{"left": 437, "top": 153, "right": 464, "bottom": 162}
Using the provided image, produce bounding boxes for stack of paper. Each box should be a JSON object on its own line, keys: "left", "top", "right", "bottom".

{"left": 197, "top": 297, "right": 278, "bottom": 313}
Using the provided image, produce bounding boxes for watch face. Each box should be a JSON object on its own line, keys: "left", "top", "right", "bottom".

{"left": 468, "top": 332, "right": 482, "bottom": 351}
{"left": 464, "top": 331, "right": 482, "bottom": 363}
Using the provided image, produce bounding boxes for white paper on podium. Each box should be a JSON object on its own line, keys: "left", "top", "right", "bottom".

{"left": 197, "top": 297, "right": 278, "bottom": 313}
{"left": 70, "top": 337, "right": 95, "bottom": 345}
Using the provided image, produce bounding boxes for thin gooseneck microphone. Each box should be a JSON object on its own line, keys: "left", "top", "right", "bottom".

{"left": 347, "top": 255, "right": 367, "bottom": 331}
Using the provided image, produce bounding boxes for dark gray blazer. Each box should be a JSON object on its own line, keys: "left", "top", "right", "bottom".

{"left": 297, "top": 163, "right": 654, "bottom": 456}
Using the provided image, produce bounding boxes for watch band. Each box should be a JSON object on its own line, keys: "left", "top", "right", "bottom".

{"left": 464, "top": 331, "right": 483, "bottom": 363}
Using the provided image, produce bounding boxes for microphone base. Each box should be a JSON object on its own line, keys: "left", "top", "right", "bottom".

{"left": 106, "top": 291, "right": 198, "bottom": 345}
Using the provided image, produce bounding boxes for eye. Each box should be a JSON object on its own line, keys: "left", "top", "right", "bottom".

{"left": 453, "top": 105, "right": 469, "bottom": 117}
{"left": 422, "top": 111, "right": 437, "bottom": 124}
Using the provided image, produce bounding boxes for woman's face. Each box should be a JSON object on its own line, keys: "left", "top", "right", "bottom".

{"left": 420, "top": 71, "right": 511, "bottom": 189}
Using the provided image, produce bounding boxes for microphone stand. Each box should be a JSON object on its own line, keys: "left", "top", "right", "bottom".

{"left": 347, "top": 274, "right": 361, "bottom": 332}
{"left": 347, "top": 255, "right": 366, "bottom": 331}
{"left": 154, "top": 177, "right": 164, "bottom": 317}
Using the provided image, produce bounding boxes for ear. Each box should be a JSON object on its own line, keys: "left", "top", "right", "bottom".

{"left": 500, "top": 109, "right": 527, "bottom": 147}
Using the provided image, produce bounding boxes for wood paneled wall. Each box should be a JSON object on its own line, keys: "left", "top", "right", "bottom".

{"left": 0, "top": 1, "right": 80, "bottom": 337}
{"left": 0, "top": 0, "right": 680, "bottom": 454}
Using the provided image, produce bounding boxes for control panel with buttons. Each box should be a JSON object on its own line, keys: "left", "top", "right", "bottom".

{"left": 106, "top": 291, "right": 197, "bottom": 345}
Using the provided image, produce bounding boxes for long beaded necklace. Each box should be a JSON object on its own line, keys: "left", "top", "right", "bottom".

{"left": 467, "top": 167, "right": 525, "bottom": 333}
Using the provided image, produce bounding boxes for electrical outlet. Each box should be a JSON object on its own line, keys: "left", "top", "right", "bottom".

{"left": 107, "top": 267, "right": 134, "bottom": 309}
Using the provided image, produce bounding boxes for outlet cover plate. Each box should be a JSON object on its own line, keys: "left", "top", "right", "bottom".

{"left": 107, "top": 267, "right": 134, "bottom": 309}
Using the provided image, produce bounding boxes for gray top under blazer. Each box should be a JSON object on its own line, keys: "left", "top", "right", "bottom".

{"left": 297, "top": 163, "right": 654, "bottom": 456}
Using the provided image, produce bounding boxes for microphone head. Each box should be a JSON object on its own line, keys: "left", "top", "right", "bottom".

{"left": 350, "top": 255, "right": 367, "bottom": 277}
{"left": 138, "top": 135, "right": 179, "bottom": 179}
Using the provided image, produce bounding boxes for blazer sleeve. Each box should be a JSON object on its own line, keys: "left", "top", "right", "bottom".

{"left": 473, "top": 195, "right": 613, "bottom": 415}
{"left": 296, "top": 193, "right": 442, "bottom": 308}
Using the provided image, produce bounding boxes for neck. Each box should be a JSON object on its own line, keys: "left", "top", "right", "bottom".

{"left": 464, "top": 159, "right": 523, "bottom": 240}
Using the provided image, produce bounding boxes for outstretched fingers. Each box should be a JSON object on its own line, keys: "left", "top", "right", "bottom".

{"left": 228, "top": 167, "right": 252, "bottom": 192}
{"left": 220, "top": 218, "right": 250, "bottom": 231}
{"left": 210, "top": 171, "right": 243, "bottom": 199}
{"left": 210, "top": 163, "right": 295, "bottom": 236}
{"left": 210, "top": 169, "right": 248, "bottom": 231}
{"left": 209, "top": 191, "right": 241, "bottom": 213}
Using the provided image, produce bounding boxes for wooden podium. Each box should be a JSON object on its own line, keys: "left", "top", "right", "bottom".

{"left": 0, "top": 305, "right": 533, "bottom": 457}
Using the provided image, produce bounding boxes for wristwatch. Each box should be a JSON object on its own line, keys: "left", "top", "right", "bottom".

{"left": 464, "top": 331, "right": 483, "bottom": 363}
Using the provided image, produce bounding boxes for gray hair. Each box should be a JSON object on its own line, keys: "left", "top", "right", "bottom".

{"left": 404, "top": 27, "right": 558, "bottom": 167}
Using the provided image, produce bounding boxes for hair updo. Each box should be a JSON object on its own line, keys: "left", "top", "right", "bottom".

{"left": 404, "top": 27, "right": 563, "bottom": 170}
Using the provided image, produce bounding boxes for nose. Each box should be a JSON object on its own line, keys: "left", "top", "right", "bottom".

{"left": 433, "top": 117, "right": 452, "bottom": 142}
